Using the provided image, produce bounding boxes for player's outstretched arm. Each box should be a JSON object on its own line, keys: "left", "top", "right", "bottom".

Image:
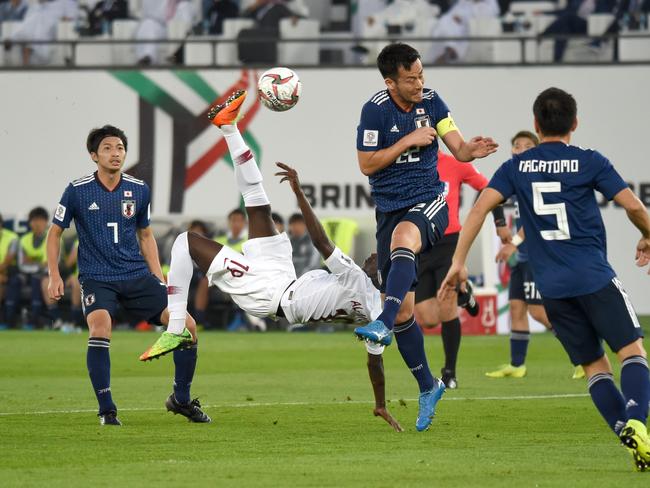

{"left": 439, "top": 188, "right": 505, "bottom": 300}
{"left": 358, "top": 127, "right": 438, "bottom": 176}
{"left": 46, "top": 224, "right": 65, "bottom": 301}
{"left": 442, "top": 131, "right": 498, "bottom": 162}
{"left": 137, "top": 227, "right": 165, "bottom": 282}
{"left": 275, "top": 162, "right": 335, "bottom": 259}
{"left": 367, "top": 353, "right": 403, "bottom": 432}
{"left": 613, "top": 188, "right": 650, "bottom": 272}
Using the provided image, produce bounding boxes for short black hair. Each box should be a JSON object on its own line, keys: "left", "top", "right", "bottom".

{"left": 511, "top": 130, "right": 539, "bottom": 146}
{"left": 86, "top": 125, "right": 128, "bottom": 154}
{"left": 288, "top": 213, "right": 304, "bottom": 224}
{"left": 188, "top": 219, "right": 209, "bottom": 235}
{"left": 228, "top": 208, "right": 246, "bottom": 220}
{"left": 533, "top": 88, "right": 577, "bottom": 137}
{"left": 28, "top": 206, "right": 49, "bottom": 221}
{"left": 377, "top": 43, "right": 421, "bottom": 80}
{"left": 271, "top": 212, "right": 284, "bottom": 226}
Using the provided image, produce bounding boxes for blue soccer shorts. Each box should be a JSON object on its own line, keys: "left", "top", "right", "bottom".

{"left": 79, "top": 273, "right": 167, "bottom": 325}
{"left": 543, "top": 277, "right": 644, "bottom": 366}
{"left": 508, "top": 261, "right": 544, "bottom": 305}
{"left": 375, "top": 194, "right": 449, "bottom": 293}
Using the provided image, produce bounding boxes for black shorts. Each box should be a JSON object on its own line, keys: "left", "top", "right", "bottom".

{"left": 543, "top": 278, "right": 644, "bottom": 366}
{"left": 376, "top": 194, "right": 449, "bottom": 293}
{"left": 509, "top": 261, "right": 543, "bottom": 305}
{"left": 79, "top": 274, "right": 167, "bottom": 325}
{"left": 415, "top": 233, "right": 458, "bottom": 303}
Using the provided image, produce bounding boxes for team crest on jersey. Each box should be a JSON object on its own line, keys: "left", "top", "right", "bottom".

{"left": 84, "top": 293, "right": 96, "bottom": 307}
{"left": 122, "top": 200, "right": 136, "bottom": 218}
{"left": 414, "top": 115, "right": 431, "bottom": 129}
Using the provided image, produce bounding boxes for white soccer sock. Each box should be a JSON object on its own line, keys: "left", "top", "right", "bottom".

{"left": 221, "top": 125, "right": 269, "bottom": 207}
{"left": 167, "top": 232, "right": 193, "bottom": 334}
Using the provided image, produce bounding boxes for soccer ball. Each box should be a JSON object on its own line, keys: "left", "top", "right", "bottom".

{"left": 257, "top": 67, "right": 302, "bottom": 112}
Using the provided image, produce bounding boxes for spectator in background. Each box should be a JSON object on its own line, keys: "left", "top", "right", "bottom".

{"left": 205, "top": 0, "right": 239, "bottom": 35}
{"left": 271, "top": 211, "right": 285, "bottom": 234}
{"left": 215, "top": 208, "right": 247, "bottom": 251}
{"left": 0, "top": 213, "right": 20, "bottom": 330}
{"left": 542, "top": 0, "right": 616, "bottom": 62}
{"left": 243, "top": 0, "right": 302, "bottom": 28}
{"left": 6, "top": 0, "right": 78, "bottom": 65}
{"left": 0, "top": 0, "right": 28, "bottom": 22}
{"left": 288, "top": 212, "right": 320, "bottom": 277}
{"left": 18, "top": 206, "right": 58, "bottom": 329}
{"left": 81, "top": 0, "right": 128, "bottom": 36}
{"left": 135, "top": 0, "right": 197, "bottom": 65}
{"left": 427, "top": 0, "right": 500, "bottom": 63}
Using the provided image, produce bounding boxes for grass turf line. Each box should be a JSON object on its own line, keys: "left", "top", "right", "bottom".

{"left": 1, "top": 330, "right": 649, "bottom": 487}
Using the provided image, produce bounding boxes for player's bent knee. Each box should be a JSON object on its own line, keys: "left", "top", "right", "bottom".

{"left": 86, "top": 309, "right": 112, "bottom": 338}
{"left": 616, "top": 338, "right": 647, "bottom": 361}
{"left": 390, "top": 222, "right": 421, "bottom": 252}
{"left": 582, "top": 355, "right": 612, "bottom": 377}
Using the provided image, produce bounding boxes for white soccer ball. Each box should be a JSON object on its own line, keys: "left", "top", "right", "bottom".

{"left": 257, "top": 67, "right": 302, "bottom": 112}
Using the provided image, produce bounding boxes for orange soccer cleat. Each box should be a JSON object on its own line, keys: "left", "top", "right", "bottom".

{"left": 208, "top": 89, "right": 247, "bottom": 127}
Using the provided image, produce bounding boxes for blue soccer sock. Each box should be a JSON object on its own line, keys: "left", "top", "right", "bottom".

{"left": 377, "top": 248, "right": 416, "bottom": 330}
{"left": 620, "top": 355, "right": 650, "bottom": 424}
{"left": 394, "top": 317, "right": 434, "bottom": 393}
{"left": 510, "top": 331, "right": 530, "bottom": 367}
{"left": 588, "top": 372, "right": 628, "bottom": 435}
{"left": 87, "top": 337, "right": 116, "bottom": 414}
{"left": 173, "top": 342, "right": 198, "bottom": 405}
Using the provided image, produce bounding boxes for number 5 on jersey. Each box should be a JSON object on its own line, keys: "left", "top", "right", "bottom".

{"left": 532, "top": 182, "right": 571, "bottom": 240}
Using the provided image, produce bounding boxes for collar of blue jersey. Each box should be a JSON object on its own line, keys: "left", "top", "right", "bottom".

{"left": 94, "top": 171, "right": 123, "bottom": 193}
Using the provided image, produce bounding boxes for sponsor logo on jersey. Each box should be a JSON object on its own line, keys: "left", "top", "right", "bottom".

{"left": 390, "top": 124, "right": 399, "bottom": 133}
{"left": 84, "top": 293, "right": 96, "bottom": 307}
{"left": 124, "top": 190, "right": 132, "bottom": 197}
{"left": 363, "top": 130, "right": 378, "bottom": 147}
{"left": 88, "top": 202, "right": 100, "bottom": 211}
{"left": 122, "top": 200, "right": 136, "bottom": 219}
{"left": 54, "top": 204, "right": 66, "bottom": 221}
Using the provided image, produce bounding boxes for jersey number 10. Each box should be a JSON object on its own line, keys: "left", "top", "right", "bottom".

{"left": 532, "top": 182, "right": 571, "bottom": 240}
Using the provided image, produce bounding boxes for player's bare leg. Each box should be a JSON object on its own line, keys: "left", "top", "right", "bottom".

{"left": 86, "top": 309, "right": 120, "bottom": 425}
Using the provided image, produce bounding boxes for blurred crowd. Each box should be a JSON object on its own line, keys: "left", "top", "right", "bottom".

{"left": 0, "top": 205, "right": 347, "bottom": 332}
{"left": 1, "top": 0, "right": 648, "bottom": 66}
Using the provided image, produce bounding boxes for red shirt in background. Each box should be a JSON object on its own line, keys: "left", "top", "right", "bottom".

{"left": 438, "top": 151, "right": 488, "bottom": 235}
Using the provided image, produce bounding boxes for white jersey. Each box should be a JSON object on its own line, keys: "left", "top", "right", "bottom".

{"left": 280, "top": 247, "right": 382, "bottom": 326}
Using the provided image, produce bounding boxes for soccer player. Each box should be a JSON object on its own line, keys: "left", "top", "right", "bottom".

{"left": 414, "top": 151, "right": 510, "bottom": 389}
{"left": 353, "top": 42, "right": 498, "bottom": 430}
{"left": 439, "top": 87, "right": 650, "bottom": 471}
{"left": 46, "top": 125, "right": 209, "bottom": 426}
{"left": 488, "top": 130, "right": 584, "bottom": 380}
{"left": 142, "top": 91, "right": 403, "bottom": 431}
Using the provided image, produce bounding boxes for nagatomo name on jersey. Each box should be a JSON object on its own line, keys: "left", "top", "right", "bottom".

{"left": 356, "top": 88, "right": 458, "bottom": 212}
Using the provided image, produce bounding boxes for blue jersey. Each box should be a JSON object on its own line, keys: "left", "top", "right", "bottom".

{"left": 356, "top": 88, "right": 456, "bottom": 212}
{"left": 53, "top": 172, "right": 152, "bottom": 282}
{"left": 489, "top": 142, "right": 628, "bottom": 299}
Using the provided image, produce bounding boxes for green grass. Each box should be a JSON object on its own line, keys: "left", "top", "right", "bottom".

{"left": 1, "top": 329, "right": 649, "bottom": 487}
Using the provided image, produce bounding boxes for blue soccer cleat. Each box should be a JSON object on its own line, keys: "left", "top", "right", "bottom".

{"left": 416, "top": 378, "right": 446, "bottom": 432}
{"left": 354, "top": 320, "right": 393, "bottom": 346}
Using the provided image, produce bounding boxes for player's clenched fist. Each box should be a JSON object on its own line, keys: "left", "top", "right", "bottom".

{"left": 48, "top": 275, "right": 65, "bottom": 301}
{"left": 403, "top": 126, "right": 437, "bottom": 147}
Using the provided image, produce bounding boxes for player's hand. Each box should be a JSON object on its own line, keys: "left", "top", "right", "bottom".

{"left": 275, "top": 162, "right": 302, "bottom": 194}
{"left": 495, "top": 243, "right": 517, "bottom": 263}
{"left": 48, "top": 275, "right": 65, "bottom": 301}
{"left": 496, "top": 226, "right": 512, "bottom": 244}
{"left": 403, "top": 127, "right": 437, "bottom": 148}
{"left": 373, "top": 406, "right": 404, "bottom": 432}
{"left": 466, "top": 136, "right": 499, "bottom": 159}
{"left": 438, "top": 261, "right": 468, "bottom": 301}
{"left": 635, "top": 237, "right": 650, "bottom": 274}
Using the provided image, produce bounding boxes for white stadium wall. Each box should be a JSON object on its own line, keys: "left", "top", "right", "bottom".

{"left": 0, "top": 66, "right": 649, "bottom": 312}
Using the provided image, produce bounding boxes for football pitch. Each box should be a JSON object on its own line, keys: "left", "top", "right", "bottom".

{"left": 1, "top": 328, "right": 649, "bottom": 487}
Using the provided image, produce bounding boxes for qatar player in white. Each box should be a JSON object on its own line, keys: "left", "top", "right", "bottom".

{"left": 144, "top": 90, "right": 401, "bottom": 431}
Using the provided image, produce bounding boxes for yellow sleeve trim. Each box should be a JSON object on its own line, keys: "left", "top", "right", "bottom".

{"left": 435, "top": 116, "right": 459, "bottom": 138}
